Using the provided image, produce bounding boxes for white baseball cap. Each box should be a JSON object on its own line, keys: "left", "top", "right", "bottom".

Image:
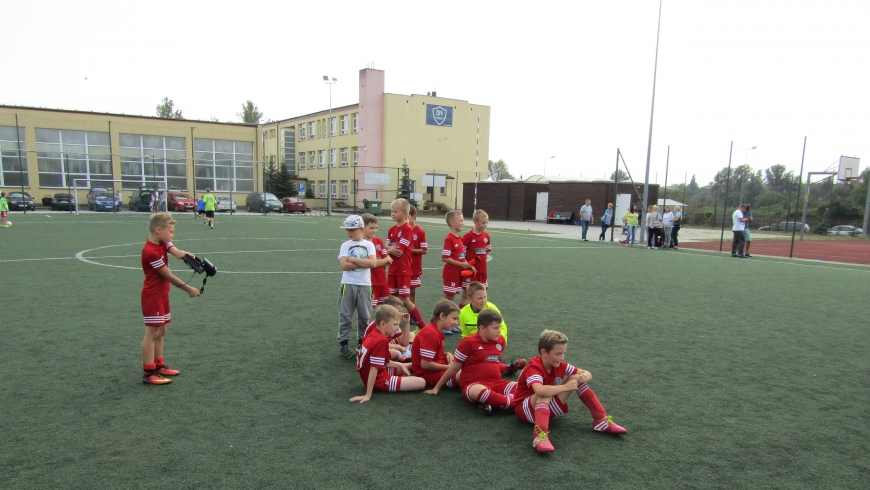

{"left": 340, "top": 215, "right": 365, "bottom": 229}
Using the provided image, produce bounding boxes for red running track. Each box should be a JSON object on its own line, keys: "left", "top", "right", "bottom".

{"left": 680, "top": 239, "right": 870, "bottom": 265}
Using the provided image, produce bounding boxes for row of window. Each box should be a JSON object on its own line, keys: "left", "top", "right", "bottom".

{"left": 297, "top": 147, "right": 358, "bottom": 170}
{"left": 297, "top": 113, "right": 358, "bottom": 141}
{"left": 315, "top": 180, "right": 357, "bottom": 199}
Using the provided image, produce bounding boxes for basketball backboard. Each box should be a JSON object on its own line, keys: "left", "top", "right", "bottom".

{"left": 838, "top": 156, "right": 860, "bottom": 181}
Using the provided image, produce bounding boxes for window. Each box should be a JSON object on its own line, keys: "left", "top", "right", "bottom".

{"left": 37, "top": 129, "right": 111, "bottom": 188}
{"left": 330, "top": 180, "right": 337, "bottom": 198}
{"left": 352, "top": 147, "right": 359, "bottom": 166}
{"left": 299, "top": 124, "right": 306, "bottom": 141}
{"left": 340, "top": 148, "right": 348, "bottom": 167}
{"left": 298, "top": 152, "right": 306, "bottom": 170}
{"left": 193, "top": 138, "right": 254, "bottom": 192}
{"left": 282, "top": 129, "right": 296, "bottom": 176}
{"left": 318, "top": 180, "right": 326, "bottom": 198}
{"left": 0, "top": 126, "right": 28, "bottom": 187}
{"left": 318, "top": 150, "right": 326, "bottom": 168}
{"left": 329, "top": 148, "right": 336, "bottom": 167}
{"left": 309, "top": 151, "right": 316, "bottom": 169}
{"left": 352, "top": 113, "right": 358, "bottom": 133}
{"left": 119, "top": 134, "right": 187, "bottom": 190}
{"left": 441, "top": 186, "right": 447, "bottom": 196}
{"left": 330, "top": 117, "right": 336, "bottom": 137}
{"left": 308, "top": 121, "right": 315, "bottom": 140}
{"left": 340, "top": 115, "right": 348, "bottom": 135}
{"left": 340, "top": 180, "right": 348, "bottom": 199}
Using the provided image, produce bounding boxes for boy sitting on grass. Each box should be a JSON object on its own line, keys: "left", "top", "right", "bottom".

{"left": 411, "top": 299, "right": 462, "bottom": 388}
{"left": 513, "top": 329, "right": 627, "bottom": 453}
{"left": 459, "top": 281, "right": 523, "bottom": 375}
{"left": 363, "top": 296, "right": 414, "bottom": 362}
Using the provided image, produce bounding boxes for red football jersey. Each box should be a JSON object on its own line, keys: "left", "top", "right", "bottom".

{"left": 141, "top": 240, "right": 175, "bottom": 296}
{"left": 441, "top": 233, "right": 466, "bottom": 275}
{"left": 462, "top": 230, "right": 491, "bottom": 274}
{"left": 453, "top": 332, "right": 506, "bottom": 388}
{"left": 411, "top": 322, "right": 447, "bottom": 376}
{"left": 369, "top": 237, "right": 388, "bottom": 286}
{"left": 356, "top": 329, "right": 391, "bottom": 384}
{"left": 411, "top": 226, "right": 428, "bottom": 276}
{"left": 514, "top": 356, "right": 578, "bottom": 401}
{"left": 387, "top": 222, "right": 414, "bottom": 276}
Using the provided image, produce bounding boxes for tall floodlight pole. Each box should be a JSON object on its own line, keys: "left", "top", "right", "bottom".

{"left": 739, "top": 146, "right": 757, "bottom": 205}
{"left": 543, "top": 155, "right": 555, "bottom": 176}
{"left": 640, "top": 0, "right": 663, "bottom": 245}
{"left": 324, "top": 75, "right": 337, "bottom": 216}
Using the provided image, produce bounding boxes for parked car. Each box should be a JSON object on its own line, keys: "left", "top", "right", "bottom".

{"left": 6, "top": 192, "right": 36, "bottom": 211}
{"left": 51, "top": 193, "right": 76, "bottom": 211}
{"left": 87, "top": 187, "right": 117, "bottom": 212}
{"left": 758, "top": 221, "right": 810, "bottom": 232}
{"left": 128, "top": 188, "right": 156, "bottom": 212}
{"left": 282, "top": 197, "right": 310, "bottom": 214}
{"left": 166, "top": 192, "right": 196, "bottom": 212}
{"left": 42, "top": 194, "right": 53, "bottom": 206}
{"left": 216, "top": 196, "right": 236, "bottom": 213}
{"left": 827, "top": 225, "right": 863, "bottom": 236}
{"left": 245, "top": 192, "right": 282, "bottom": 213}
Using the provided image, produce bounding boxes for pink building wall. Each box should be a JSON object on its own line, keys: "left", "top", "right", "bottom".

{"left": 358, "top": 68, "right": 384, "bottom": 205}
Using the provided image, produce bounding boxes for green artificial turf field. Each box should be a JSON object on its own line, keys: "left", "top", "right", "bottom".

{"left": 0, "top": 211, "right": 868, "bottom": 489}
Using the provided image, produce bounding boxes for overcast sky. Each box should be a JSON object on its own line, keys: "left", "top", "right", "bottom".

{"left": 3, "top": 0, "right": 868, "bottom": 187}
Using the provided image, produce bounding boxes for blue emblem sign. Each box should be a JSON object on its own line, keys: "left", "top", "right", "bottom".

{"left": 426, "top": 104, "right": 453, "bottom": 127}
{"left": 298, "top": 182, "right": 306, "bottom": 193}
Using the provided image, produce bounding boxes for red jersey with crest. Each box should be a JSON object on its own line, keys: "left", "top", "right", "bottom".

{"left": 462, "top": 230, "right": 491, "bottom": 274}
{"left": 441, "top": 233, "right": 467, "bottom": 274}
{"left": 411, "top": 225, "right": 428, "bottom": 276}
{"left": 453, "top": 332, "right": 506, "bottom": 388}
{"left": 387, "top": 222, "right": 414, "bottom": 276}
{"left": 141, "top": 240, "right": 175, "bottom": 296}
{"left": 514, "top": 356, "right": 578, "bottom": 401}
{"left": 369, "top": 237, "right": 388, "bottom": 286}
{"left": 411, "top": 322, "right": 448, "bottom": 376}
{"left": 356, "top": 329, "right": 390, "bottom": 382}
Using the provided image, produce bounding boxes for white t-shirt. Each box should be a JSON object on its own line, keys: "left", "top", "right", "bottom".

{"left": 732, "top": 210, "right": 745, "bottom": 231}
{"left": 580, "top": 205, "right": 593, "bottom": 221}
{"left": 338, "top": 239, "right": 376, "bottom": 286}
{"left": 662, "top": 212, "right": 674, "bottom": 226}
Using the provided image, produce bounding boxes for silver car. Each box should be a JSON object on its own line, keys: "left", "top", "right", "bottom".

{"left": 216, "top": 196, "right": 237, "bottom": 213}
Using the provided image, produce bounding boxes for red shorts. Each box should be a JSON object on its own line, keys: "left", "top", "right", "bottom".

{"left": 388, "top": 274, "right": 411, "bottom": 297}
{"left": 370, "top": 284, "right": 391, "bottom": 307}
{"left": 373, "top": 370, "right": 403, "bottom": 392}
{"left": 464, "top": 271, "right": 487, "bottom": 289}
{"left": 418, "top": 370, "right": 458, "bottom": 388}
{"left": 410, "top": 274, "right": 422, "bottom": 289}
{"left": 442, "top": 267, "right": 462, "bottom": 294}
{"left": 461, "top": 379, "right": 517, "bottom": 404}
{"left": 0, "top": 211, "right": 7, "bottom": 218}
{"left": 514, "top": 394, "right": 570, "bottom": 423}
{"left": 142, "top": 292, "right": 171, "bottom": 327}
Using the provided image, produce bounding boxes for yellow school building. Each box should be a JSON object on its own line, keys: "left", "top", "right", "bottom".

{"left": 0, "top": 68, "right": 490, "bottom": 211}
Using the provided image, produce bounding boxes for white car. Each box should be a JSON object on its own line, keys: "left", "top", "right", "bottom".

{"left": 216, "top": 196, "right": 237, "bottom": 213}
{"left": 827, "top": 225, "right": 863, "bottom": 236}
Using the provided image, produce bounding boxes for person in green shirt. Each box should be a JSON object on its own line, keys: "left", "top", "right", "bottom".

{"left": 202, "top": 188, "right": 217, "bottom": 229}
{"left": 622, "top": 203, "right": 640, "bottom": 247}
{"left": 0, "top": 192, "right": 10, "bottom": 227}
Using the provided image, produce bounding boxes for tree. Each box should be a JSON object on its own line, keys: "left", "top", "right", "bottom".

{"left": 208, "top": 116, "right": 220, "bottom": 123}
{"left": 156, "top": 97, "right": 183, "bottom": 119}
{"left": 685, "top": 175, "right": 700, "bottom": 198}
{"left": 487, "top": 159, "right": 515, "bottom": 181}
{"left": 270, "top": 161, "right": 296, "bottom": 199}
{"left": 237, "top": 100, "right": 264, "bottom": 124}
{"left": 610, "top": 169, "right": 629, "bottom": 182}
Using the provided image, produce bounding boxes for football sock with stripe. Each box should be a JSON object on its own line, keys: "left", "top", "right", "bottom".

{"left": 534, "top": 402, "right": 551, "bottom": 432}
{"left": 577, "top": 383, "right": 606, "bottom": 420}
{"left": 478, "top": 389, "right": 510, "bottom": 409}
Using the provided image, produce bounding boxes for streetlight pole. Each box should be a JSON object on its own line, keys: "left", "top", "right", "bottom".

{"left": 324, "top": 75, "right": 337, "bottom": 216}
{"left": 543, "top": 155, "right": 555, "bottom": 176}
{"left": 739, "top": 146, "right": 757, "bottom": 205}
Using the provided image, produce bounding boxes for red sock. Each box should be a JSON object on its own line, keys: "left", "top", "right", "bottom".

{"left": 577, "top": 383, "right": 606, "bottom": 420}
{"left": 409, "top": 307, "right": 425, "bottom": 328}
{"left": 478, "top": 389, "right": 510, "bottom": 409}
{"left": 154, "top": 357, "right": 165, "bottom": 367}
{"left": 534, "top": 402, "right": 551, "bottom": 432}
{"left": 143, "top": 362, "right": 156, "bottom": 373}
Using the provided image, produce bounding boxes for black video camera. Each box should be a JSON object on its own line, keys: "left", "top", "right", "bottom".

{"left": 183, "top": 255, "right": 217, "bottom": 277}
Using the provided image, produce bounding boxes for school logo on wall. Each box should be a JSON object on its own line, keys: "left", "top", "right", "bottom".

{"left": 426, "top": 104, "right": 453, "bottom": 127}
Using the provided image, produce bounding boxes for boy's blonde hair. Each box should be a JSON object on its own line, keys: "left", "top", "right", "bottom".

{"left": 409, "top": 205, "right": 417, "bottom": 216}
{"left": 430, "top": 299, "right": 460, "bottom": 323}
{"left": 149, "top": 212, "right": 176, "bottom": 233}
{"left": 391, "top": 198, "right": 410, "bottom": 213}
{"left": 477, "top": 309, "right": 502, "bottom": 330}
{"left": 382, "top": 296, "right": 404, "bottom": 310}
{"left": 375, "top": 304, "right": 401, "bottom": 325}
{"left": 445, "top": 210, "right": 462, "bottom": 224}
{"left": 362, "top": 213, "right": 378, "bottom": 226}
{"left": 466, "top": 281, "right": 486, "bottom": 298}
{"left": 538, "top": 329, "right": 569, "bottom": 353}
{"left": 472, "top": 209, "right": 488, "bottom": 221}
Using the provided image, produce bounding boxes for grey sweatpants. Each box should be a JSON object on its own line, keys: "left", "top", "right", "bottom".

{"left": 337, "top": 283, "right": 372, "bottom": 344}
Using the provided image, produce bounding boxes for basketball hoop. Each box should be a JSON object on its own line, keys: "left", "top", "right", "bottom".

{"left": 837, "top": 156, "right": 860, "bottom": 182}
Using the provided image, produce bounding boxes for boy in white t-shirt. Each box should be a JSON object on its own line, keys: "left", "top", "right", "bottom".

{"left": 337, "top": 215, "right": 378, "bottom": 358}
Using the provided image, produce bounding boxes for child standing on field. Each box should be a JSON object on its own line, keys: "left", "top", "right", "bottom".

{"left": 441, "top": 210, "right": 475, "bottom": 334}
{"left": 337, "top": 215, "right": 378, "bottom": 358}
{"left": 385, "top": 199, "right": 429, "bottom": 331}
{"left": 0, "top": 192, "right": 9, "bottom": 227}
{"left": 362, "top": 213, "right": 393, "bottom": 309}
{"left": 460, "top": 209, "right": 491, "bottom": 307}
{"left": 202, "top": 188, "right": 217, "bottom": 229}
{"left": 513, "top": 329, "right": 627, "bottom": 453}
{"left": 408, "top": 205, "right": 428, "bottom": 310}
{"left": 140, "top": 213, "right": 201, "bottom": 385}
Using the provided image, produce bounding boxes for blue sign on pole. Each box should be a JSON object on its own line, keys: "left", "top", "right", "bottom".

{"left": 298, "top": 182, "right": 306, "bottom": 193}
{"left": 426, "top": 105, "right": 453, "bottom": 127}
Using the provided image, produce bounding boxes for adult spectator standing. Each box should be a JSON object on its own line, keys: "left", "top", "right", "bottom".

{"left": 114, "top": 190, "right": 123, "bottom": 212}
{"left": 662, "top": 206, "right": 674, "bottom": 248}
{"left": 670, "top": 205, "right": 682, "bottom": 249}
{"left": 731, "top": 204, "right": 749, "bottom": 257}
{"left": 579, "top": 199, "right": 593, "bottom": 241}
{"left": 598, "top": 203, "right": 613, "bottom": 241}
{"left": 647, "top": 205, "right": 664, "bottom": 249}
{"left": 743, "top": 205, "right": 753, "bottom": 257}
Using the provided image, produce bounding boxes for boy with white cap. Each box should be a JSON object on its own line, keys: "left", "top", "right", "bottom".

{"left": 337, "top": 215, "right": 377, "bottom": 358}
